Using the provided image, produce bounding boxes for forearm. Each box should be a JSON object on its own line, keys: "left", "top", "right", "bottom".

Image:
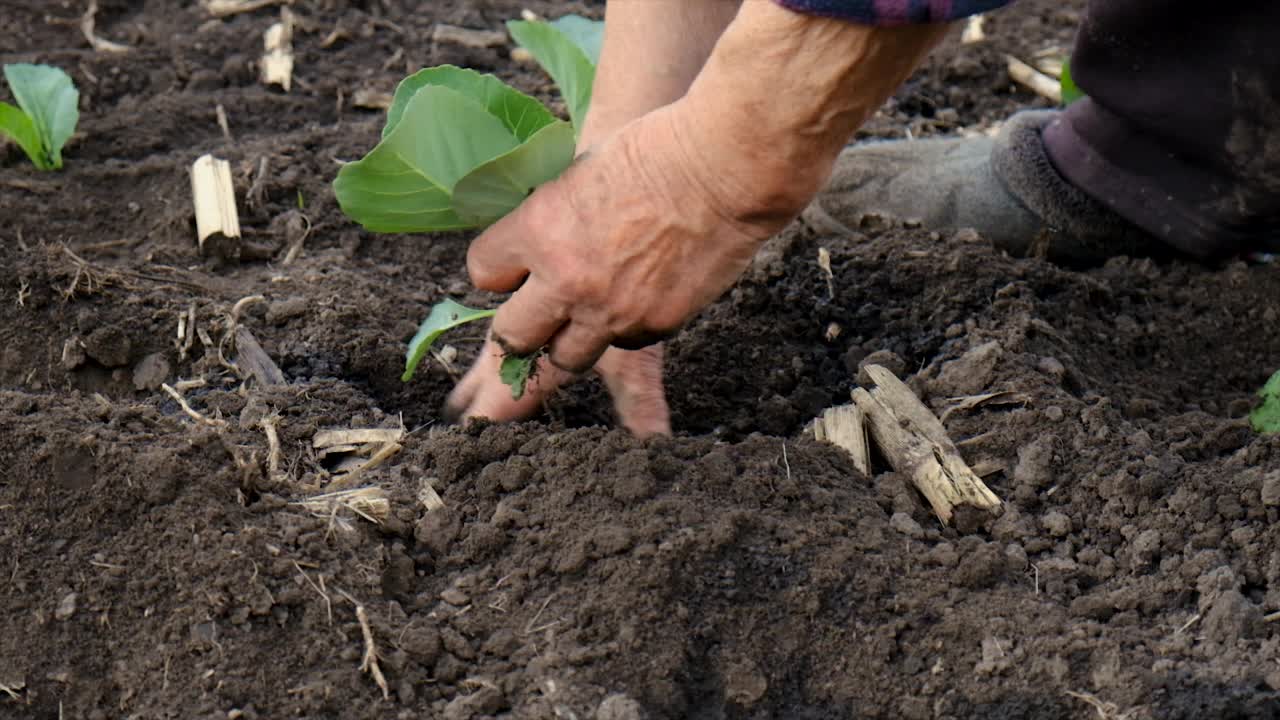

{"left": 581, "top": 1, "right": 741, "bottom": 144}
{"left": 678, "top": 2, "right": 949, "bottom": 229}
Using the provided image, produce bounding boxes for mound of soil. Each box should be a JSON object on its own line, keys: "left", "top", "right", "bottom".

{"left": 4, "top": 1, "right": 1280, "bottom": 719}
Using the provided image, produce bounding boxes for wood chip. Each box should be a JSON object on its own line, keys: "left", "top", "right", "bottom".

{"left": 851, "top": 365, "right": 1003, "bottom": 526}
{"left": 260, "top": 8, "right": 294, "bottom": 91}
{"left": 233, "top": 326, "right": 286, "bottom": 386}
{"left": 961, "top": 14, "right": 986, "bottom": 44}
{"left": 329, "top": 442, "right": 401, "bottom": 490}
{"left": 190, "top": 154, "right": 241, "bottom": 258}
{"left": 313, "top": 428, "right": 404, "bottom": 449}
{"left": 937, "top": 390, "right": 1031, "bottom": 423}
{"left": 813, "top": 404, "right": 870, "bottom": 477}
{"left": 352, "top": 88, "right": 393, "bottom": 110}
{"left": 419, "top": 480, "right": 445, "bottom": 512}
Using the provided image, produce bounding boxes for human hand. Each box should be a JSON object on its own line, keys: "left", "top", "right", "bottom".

{"left": 444, "top": 336, "right": 670, "bottom": 437}
{"left": 441, "top": 2, "right": 744, "bottom": 437}
{"left": 444, "top": 2, "right": 948, "bottom": 435}
{"left": 444, "top": 103, "right": 772, "bottom": 436}
{"left": 468, "top": 103, "right": 772, "bottom": 367}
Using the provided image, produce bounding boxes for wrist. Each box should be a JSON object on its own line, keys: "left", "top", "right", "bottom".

{"left": 677, "top": 3, "right": 949, "bottom": 232}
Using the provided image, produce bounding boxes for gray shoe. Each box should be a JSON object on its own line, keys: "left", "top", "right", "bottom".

{"left": 809, "top": 110, "right": 1161, "bottom": 265}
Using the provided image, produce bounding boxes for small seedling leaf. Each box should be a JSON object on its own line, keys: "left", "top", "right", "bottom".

{"left": 453, "top": 119, "right": 575, "bottom": 226}
{"left": 548, "top": 15, "right": 604, "bottom": 65}
{"left": 3, "top": 64, "right": 78, "bottom": 169}
{"left": 499, "top": 353, "right": 536, "bottom": 400}
{"left": 0, "top": 101, "right": 47, "bottom": 170}
{"left": 507, "top": 20, "right": 596, "bottom": 132}
{"left": 1060, "top": 60, "right": 1084, "bottom": 107}
{"left": 335, "top": 84, "right": 519, "bottom": 232}
{"left": 383, "top": 65, "right": 558, "bottom": 142}
{"left": 402, "top": 299, "right": 496, "bottom": 382}
{"left": 0, "top": 63, "right": 77, "bottom": 170}
{"left": 1250, "top": 369, "right": 1280, "bottom": 433}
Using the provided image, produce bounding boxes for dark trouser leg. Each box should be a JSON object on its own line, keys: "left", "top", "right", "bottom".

{"left": 1042, "top": 2, "right": 1280, "bottom": 259}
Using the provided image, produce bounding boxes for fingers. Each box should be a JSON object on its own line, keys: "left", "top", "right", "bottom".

{"left": 610, "top": 327, "right": 674, "bottom": 351}
{"left": 489, "top": 276, "right": 569, "bottom": 356}
{"left": 443, "top": 341, "right": 671, "bottom": 439}
{"left": 443, "top": 337, "right": 573, "bottom": 424}
{"left": 466, "top": 208, "right": 531, "bottom": 293}
{"left": 597, "top": 345, "right": 671, "bottom": 438}
{"left": 547, "top": 321, "right": 611, "bottom": 374}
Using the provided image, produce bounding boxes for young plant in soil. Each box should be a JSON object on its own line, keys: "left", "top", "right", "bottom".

{"left": 1060, "top": 59, "right": 1084, "bottom": 106}
{"left": 0, "top": 64, "right": 79, "bottom": 171}
{"left": 333, "top": 16, "right": 601, "bottom": 398}
{"left": 1251, "top": 369, "right": 1280, "bottom": 433}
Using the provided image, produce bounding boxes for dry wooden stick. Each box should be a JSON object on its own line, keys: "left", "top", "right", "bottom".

{"left": 1007, "top": 55, "right": 1061, "bottom": 103}
{"left": 851, "top": 365, "right": 1002, "bottom": 525}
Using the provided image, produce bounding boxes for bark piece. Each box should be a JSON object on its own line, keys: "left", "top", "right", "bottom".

{"left": 852, "top": 364, "right": 1003, "bottom": 525}
{"left": 233, "top": 326, "right": 285, "bottom": 386}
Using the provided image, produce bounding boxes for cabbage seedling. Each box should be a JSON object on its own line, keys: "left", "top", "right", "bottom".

{"left": 1059, "top": 59, "right": 1084, "bottom": 106}
{"left": 1251, "top": 369, "right": 1280, "bottom": 433}
{"left": 0, "top": 64, "right": 79, "bottom": 171}
{"left": 335, "top": 15, "right": 601, "bottom": 398}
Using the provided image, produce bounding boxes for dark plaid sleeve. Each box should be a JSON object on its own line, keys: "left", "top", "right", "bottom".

{"left": 774, "top": 0, "right": 1012, "bottom": 25}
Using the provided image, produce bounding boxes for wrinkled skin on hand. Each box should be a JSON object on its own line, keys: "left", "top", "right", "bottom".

{"left": 443, "top": 3, "right": 947, "bottom": 436}
{"left": 445, "top": 105, "right": 772, "bottom": 437}
{"left": 443, "top": 2, "right": 747, "bottom": 438}
{"left": 444, "top": 340, "right": 669, "bottom": 437}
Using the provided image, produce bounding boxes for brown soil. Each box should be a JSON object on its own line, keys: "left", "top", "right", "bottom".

{"left": 4, "top": 2, "right": 1280, "bottom": 719}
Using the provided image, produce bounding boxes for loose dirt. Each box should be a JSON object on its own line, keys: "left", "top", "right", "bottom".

{"left": 3, "top": 1, "right": 1280, "bottom": 718}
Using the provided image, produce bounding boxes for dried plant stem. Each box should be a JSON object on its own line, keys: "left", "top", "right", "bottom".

{"left": 355, "top": 599, "right": 389, "bottom": 696}
{"left": 161, "top": 383, "right": 227, "bottom": 428}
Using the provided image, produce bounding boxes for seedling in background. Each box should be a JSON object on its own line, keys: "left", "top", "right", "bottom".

{"left": 0, "top": 64, "right": 79, "bottom": 171}
{"left": 1250, "top": 369, "right": 1280, "bottom": 434}
{"left": 335, "top": 15, "right": 602, "bottom": 398}
{"left": 1060, "top": 59, "right": 1084, "bottom": 106}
